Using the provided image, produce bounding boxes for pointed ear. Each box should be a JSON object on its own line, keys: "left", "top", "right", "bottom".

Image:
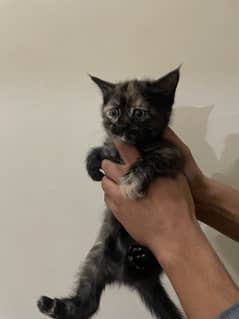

{"left": 89, "top": 75, "right": 115, "bottom": 102}
{"left": 155, "top": 67, "right": 180, "bottom": 97}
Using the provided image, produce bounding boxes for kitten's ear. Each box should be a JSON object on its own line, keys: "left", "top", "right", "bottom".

{"left": 89, "top": 75, "right": 115, "bottom": 102}
{"left": 152, "top": 67, "right": 180, "bottom": 106}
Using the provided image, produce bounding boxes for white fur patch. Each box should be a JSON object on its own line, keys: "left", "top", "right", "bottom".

{"left": 118, "top": 135, "right": 127, "bottom": 142}
{"left": 120, "top": 172, "right": 143, "bottom": 200}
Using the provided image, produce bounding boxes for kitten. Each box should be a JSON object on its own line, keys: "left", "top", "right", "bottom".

{"left": 37, "top": 68, "right": 184, "bottom": 319}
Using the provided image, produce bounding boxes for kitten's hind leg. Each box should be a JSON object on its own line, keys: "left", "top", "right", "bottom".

{"left": 137, "top": 280, "right": 184, "bottom": 319}
{"left": 37, "top": 235, "right": 120, "bottom": 319}
{"left": 37, "top": 294, "right": 99, "bottom": 319}
{"left": 38, "top": 296, "right": 80, "bottom": 319}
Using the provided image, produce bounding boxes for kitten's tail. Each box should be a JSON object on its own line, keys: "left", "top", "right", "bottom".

{"left": 137, "top": 281, "right": 184, "bottom": 319}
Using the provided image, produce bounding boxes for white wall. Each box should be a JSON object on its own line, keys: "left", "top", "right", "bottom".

{"left": 0, "top": 1, "right": 239, "bottom": 319}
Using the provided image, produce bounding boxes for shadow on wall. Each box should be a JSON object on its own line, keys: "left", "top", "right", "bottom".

{"left": 173, "top": 105, "right": 218, "bottom": 176}
{"left": 173, "top": 106, "right": 239, "bottom": 280}
{"left": 214, "top": 133, "right": 239, "bottom": 188}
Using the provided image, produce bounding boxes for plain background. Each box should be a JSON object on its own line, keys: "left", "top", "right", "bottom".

{"left": 0, "top": 1, "right": 239, "bottom": 319}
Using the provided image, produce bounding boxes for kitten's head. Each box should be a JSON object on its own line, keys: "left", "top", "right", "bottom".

{"left": 90, "top": 68, "right": 180, "bottom": 145}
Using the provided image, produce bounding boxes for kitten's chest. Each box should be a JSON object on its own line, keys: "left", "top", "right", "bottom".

{"left": 103, "top": 136, "right": 164, "bottom": 162}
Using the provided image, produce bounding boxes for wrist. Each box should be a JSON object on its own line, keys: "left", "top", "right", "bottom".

{"left": 149, "top": 216, "right": 202, "bottom": 266}
{"left": 193, "top": 175, "right": 214, "bottom": 205}
{"left": 153, "top": 219, "right": 239, "bottom": 319}
{"left": 157, "top": 224, "right": 203, "bottom": 272}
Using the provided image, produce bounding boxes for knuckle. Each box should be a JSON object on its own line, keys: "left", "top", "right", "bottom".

{"left": 104, "top": 195, "right": 114, "bottom": 211}
{"left": 104, "top": 194, "right": 109, "bottom": 204}
{"left": 113, "top": 194, "right": 122, "bottom": 207}
{"left": 101, "top": 176, "right": 108, "bottom": 191}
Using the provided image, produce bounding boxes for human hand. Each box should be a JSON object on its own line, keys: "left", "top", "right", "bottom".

{"left": 101, "top": 139, "right": 197, "bottom": 257}
{"left": 164, "top": 128, "right": 207, "bottom": 201}
{"left": 101, "top": 132, "right": 239, "bottom": 319}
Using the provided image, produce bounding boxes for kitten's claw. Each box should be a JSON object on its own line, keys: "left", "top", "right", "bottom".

{"left": 37, "top": 296, "right": 66, "bottom": 318}
{"left": 120, "top": 172, "right": 144, "bottom": 200}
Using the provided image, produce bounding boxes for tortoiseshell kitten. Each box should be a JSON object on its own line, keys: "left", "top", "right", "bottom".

{"left": 37, "top": 68, "right": 184, "bottom": 319}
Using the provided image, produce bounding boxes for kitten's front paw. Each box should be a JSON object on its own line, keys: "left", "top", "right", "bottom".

{"left": 120, "top": 171, "right": 144, "bottom": 200}
{"left": 86, "top": 147, "right": 104, "bottom": 181}
{"left": 37, "top": 296, "right": 66, "bottom": 318}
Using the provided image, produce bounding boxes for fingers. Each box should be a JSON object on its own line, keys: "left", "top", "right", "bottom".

{"left": 113, "top": 138, "right": 140, "bottom": 165}
{"left": 104, "top": 194, "right": 118, "bottom": 213}
{"left": 164, "top": 127, "right": 190, "bottom": 157}
{"left": 101, "top": 139, "right": 140, "bottom": 185}
{"left": 102, "top": 176, "right": 124, "bottom": 221}
{"left": 101, "top": 176, "right": 122, "bottom": 203}
{"left": 101, "top": 160, "right": 128, "bottom": 183}
{"left": 164, "top": 127, "right": 184, "bottom": 148}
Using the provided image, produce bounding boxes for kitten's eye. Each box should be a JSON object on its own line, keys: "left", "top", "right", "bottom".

{"left": 107, "top": 107, "right": 120, "bottom": 119}
{"left": 132, "top": 109, "right": 148, "bottom": 121}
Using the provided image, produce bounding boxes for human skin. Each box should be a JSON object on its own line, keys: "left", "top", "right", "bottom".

{"left": 100, "top": 128, "right": 239, "bottom": 319}
{"left": 164, "top": 128, "right": 239, "bottom": 242}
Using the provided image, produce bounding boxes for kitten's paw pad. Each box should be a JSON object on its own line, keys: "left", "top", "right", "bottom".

{"left": 127, "top": 247, "right": 147, "bottom": 271}
{"left": 37, "top": 296, "right": 65, "bottom": 318}
{"left": 120, "top": 172, "right": 144, "bottom": 200}
{"left": 127, "top": 245, "right": 158, "bottom": 272}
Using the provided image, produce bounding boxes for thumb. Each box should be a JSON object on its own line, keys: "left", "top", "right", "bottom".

{"left": 113, "top": 138, "right": 140, "bottom": 165}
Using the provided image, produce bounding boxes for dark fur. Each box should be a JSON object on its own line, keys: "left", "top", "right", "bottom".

{"left": 37, "top": 68, "right": 184, "bottom": 319}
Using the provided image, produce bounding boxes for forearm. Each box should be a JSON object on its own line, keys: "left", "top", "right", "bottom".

{"left": 196, "top": 177, "right": 239, "bottom": 242}
{"left": 151, "top": 220, "right": 239, "bottom": 319}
